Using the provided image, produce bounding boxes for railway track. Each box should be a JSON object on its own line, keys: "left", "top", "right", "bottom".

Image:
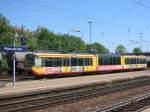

{"left": 0, "top": 76, "right": 150, "bottom": 112}
{"left": 0, "top": 76, "right": 35, "bottom": 82}
{"left": 94, "top": 92, "right": 150, "bottom": 112}
{"left": 1, "top": 69, "right": 149, "bottom": 82}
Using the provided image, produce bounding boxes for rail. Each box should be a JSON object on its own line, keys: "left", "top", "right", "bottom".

{"left": 0, "top": 76, "right": 150, "bottom": 112}
{"left": 94, "top": 92, "right": 150, "bottom": 112}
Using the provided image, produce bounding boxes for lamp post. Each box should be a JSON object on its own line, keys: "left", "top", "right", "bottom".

{"left": 112, "top": 42, "right": 116, "bottom": 53}
{"left": 139, "top": 33, "right": 143, "bottom": 52}
{"left": 129, "top": 40, "right": 135, "bottom": 53}
{"left": 71, "top": 29, "right": 80, "bottom": 37}
{"left": 143, "top": 41, "right": 148, "bottom": 52}
{"left": 71, "top": 28, "right": 83, "bottom": 40}
{"left": 88, "top": 21, "right": 93, "bottom": 51}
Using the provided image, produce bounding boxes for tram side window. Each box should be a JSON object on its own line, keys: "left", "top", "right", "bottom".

{"left": 143, "top": 59, "right": 146, "bottom": 64}
{"left": 98, "top": 56, "right": 103, "bottom": 65}
{"left": 99, "top": 55, "right": 118, "bottom": 65}
{"left": 129, "top": 58, "right": 135, "bottom": 64}
{"left": 130, "top": 58, "right": 133, "bottom": 64}
{"left": 137, "top": 59, "right": 140, "bottom": 64}
{"left": 109, "top": 56, "right": 121, "bottom": 65}
{"left": 144, "top": 59, "right": 147, "bottom": 64}
{"left": 114, "top": 56, "right": 121, "bottom": 65}
{"left": 85, "top": 58, "right": 92, "bottom": 66}
{"left": 140, "top": 59, "right": 146, "bottom": 64}
{"left": 53, "top": 58, "right": 62, "bottom": 67}
{"left": 71, "top": 58, "right": 78, "bottom": 66}
{"left": 103, "top": 56, "right": 108, "bottom": 65}
{"left": 99, "top": 55, "right": 121, "bottom": 65}
{"left": 136, "top": 59, "right": 138, "bottom": 64}
{"left": 112, "top": 56, "right": 118, "bottom": 65}
{"left": 125, "top": 58, "right": 130, "bottom": 64}
{"left": 129, "top": 58, "right": 132, "bottom": 64}
{"left": 78, "top": 58, "right": 84, "bottom": 66}
{"left": 63, "top": 58, "right": 70, "bottom": 66}
{"left": 112, "top": 56, "right": 115, "bottom": 65}
{"left": 117, "top": 57, "right": 121, "bottom": 65}
{"left": 108, "top": 56, "right": 112, "bottom": 65}
{"left": 133, "top": 58, "right": 136, "bottom": 64}
{"left": 125, "top": 58, "right": 127, "bottom": 64}
{"left": 139, "top": 59, "right": 142, "bottom": 64}
{"left": 89, "top": 58, "right": 92, "bottom": 66}
{"left": 126, "top": 58, "right": 138, "bottom": 64}
{"left": 131, "top": 58, "right": 133, "bottom": 64}
{"left": 100, "top": 56, "right": 103, "bottom": 65}
{"left": 141, "top": 59, "right": 143, "bottom": 64}
{"left": 45, "top": 57, "right": 53, "bottom": 67}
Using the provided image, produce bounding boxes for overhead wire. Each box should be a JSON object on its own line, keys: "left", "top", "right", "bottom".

{"left": 131, "top": 0, "right": 150, "bottom": 11}
{"left": 15, "top": 0, "right": 98, "bottom": 21}
{"left": 0, "top": 2, "right": 84, "bottom": 31}
{"left": 14, "top": 0, "right": 137, "bottom": 30}
{"left": 0, "top": 0, "right": 146, "bottom": 34}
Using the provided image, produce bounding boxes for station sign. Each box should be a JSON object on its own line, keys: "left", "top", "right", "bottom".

{"left": 1, "top": 46, "right": 27, "bottom": 52}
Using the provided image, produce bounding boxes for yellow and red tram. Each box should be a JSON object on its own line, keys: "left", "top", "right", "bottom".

{"left": 24, "top": 53, "right": 147, "bottom": 77}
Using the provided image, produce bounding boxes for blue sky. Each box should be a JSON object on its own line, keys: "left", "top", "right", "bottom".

{"left": 0, "top": 0, "right": 150, "bottom": 52}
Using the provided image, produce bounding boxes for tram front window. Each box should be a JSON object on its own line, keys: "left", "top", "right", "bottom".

{"left": 34, "top": 57, "right": 42, "bottom": 67}
{"left": 25, "top": 54, "right": 35, "bottom": 67}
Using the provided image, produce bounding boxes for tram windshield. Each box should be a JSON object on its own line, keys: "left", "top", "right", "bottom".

{"left": 25, "top": 54, "right": 35, "bottom": 67}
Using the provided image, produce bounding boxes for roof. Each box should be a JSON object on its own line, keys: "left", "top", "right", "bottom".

{"left": 32, "top": 52, "right": 97, "bottom": 57}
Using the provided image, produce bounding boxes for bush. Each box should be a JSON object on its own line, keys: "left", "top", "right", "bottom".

{"left": 0, "top": 58, "right": 8, "bottom": 70}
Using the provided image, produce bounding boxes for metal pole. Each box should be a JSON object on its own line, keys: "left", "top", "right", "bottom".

{"left": 13, "top": 34, "right": 18, "bottom": 86}
{"left": 141, "top": 36, "right": 143, "bottom": 52}
{"left": 13, "top": 36, "right": 16, "bottom": 86}
{"left": 90, "top": 23, "right": 91, "bottom": 46}
{"left": 88, "top": 21, "right": 92, "bottom": 50}
{"left": 139, "top": 33, "right": 143, "bottom": 52}
{"left": 81, "top": 32, "right": 83, "bottom": 40}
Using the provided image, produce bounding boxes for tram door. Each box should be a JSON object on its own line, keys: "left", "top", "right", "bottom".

{"left": 70, "top": 57, "right": 84, "bottom": 73}
{"left": 77, "top": 58, "right": 84, "bottom": 72}
{"left": 63, "top": 57, "right": 70, "bottom": 73}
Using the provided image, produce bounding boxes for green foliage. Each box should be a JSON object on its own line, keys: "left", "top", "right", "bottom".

{"left": 34, "top": 27, "right": 86, "bottom": 52}
{"left": 89, "top": 42, "right": 109, "bottom": 53}
{"left": 27, "top": 35, "right": 38, "bottom": 51}
{"left": 115, "top": 45, "right": 126, "bottom": 54}
{"left": 0, "top": 14, "right": 15, "bottom": 45}
{"left": 0, "top": 57, "right": 8, "bottom": 70}
{"left": 133, "top": 47, "right": 142, "bottom": 53}
{"left": 0, "top": 14, "right": 110, "bottom": 54}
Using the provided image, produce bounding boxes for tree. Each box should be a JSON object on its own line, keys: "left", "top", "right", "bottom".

{"left": 0, "top": 14, "right": 15, "bottom": 70}
{"left": 0, "top": 14, "right": 15, "bottom": 45}
{"left": 87, "top": 42, "right": 109, "bottom": 53}
{"left": 0, "top": 15, "right": 110, "bottom": 54}
{"left": 133, "top": 48, "right": 142, "bottom": 53}
{"left": 115, "top": 45, "right": 126, "bottom": 54}
{"left": 60, "top": 34, "right": 86, "bottom": 52}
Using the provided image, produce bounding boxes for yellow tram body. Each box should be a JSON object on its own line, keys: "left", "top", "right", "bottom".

{"left": 25, "top": 52, "right": 147, "bottom": 77}
{"left": 121, "top": 55, "right": 147, "bottom": 70}
{"left": 30, "top": 53, "right": 97, "bottom": 76}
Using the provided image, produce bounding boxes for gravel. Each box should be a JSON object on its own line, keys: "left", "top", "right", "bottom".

{"left": 34, "top": 85, "right": 150, "bottom": 112}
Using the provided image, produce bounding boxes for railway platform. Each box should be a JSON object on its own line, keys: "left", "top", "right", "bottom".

{"left": 0, "top": 70, "right": 150, "bottom": 97}
{"left": 142, "top": 108, "right": 150, "bottom": 112}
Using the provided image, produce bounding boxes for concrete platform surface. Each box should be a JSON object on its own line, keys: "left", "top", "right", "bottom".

{"left": 141, "top": 107, "right": 150, "bottom": 112}
{"left": 0, "top": 70, "right": 150, "bottom": 96}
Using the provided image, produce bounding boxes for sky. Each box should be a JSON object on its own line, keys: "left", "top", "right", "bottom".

{"left": 0, "top": 0, "right": 150, "bottom": 53}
